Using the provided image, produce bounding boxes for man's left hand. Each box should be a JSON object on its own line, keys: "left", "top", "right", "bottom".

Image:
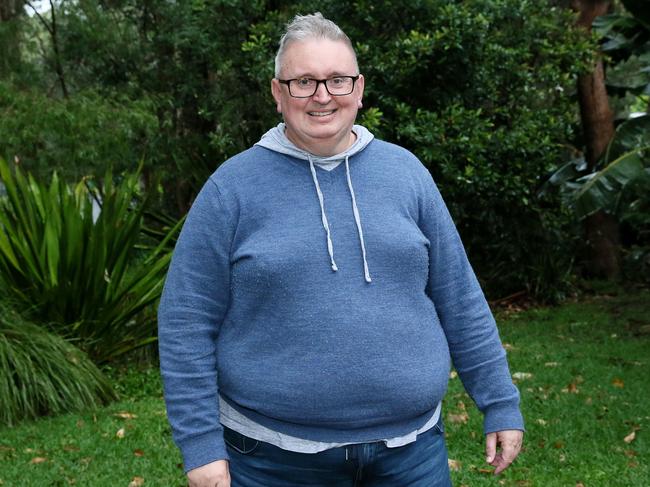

{"left": 485, "top": 429, "right": 523, "bottom": 474}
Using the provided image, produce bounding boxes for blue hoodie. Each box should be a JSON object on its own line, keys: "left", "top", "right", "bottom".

{"left": 158, "top": 131, "right": 524, "bottom": 472}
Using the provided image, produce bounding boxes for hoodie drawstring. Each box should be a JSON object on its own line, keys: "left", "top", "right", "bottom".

{"left": 345, "top": 156, "right": 372, "bottom": 283}
{"left": 308, "top": 155, "right": 372, "bottom": 283}
{"left": 309, "top": 156, "right": 338, "bottom": 272}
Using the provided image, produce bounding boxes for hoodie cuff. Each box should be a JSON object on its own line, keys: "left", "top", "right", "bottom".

{"left": 178, "top": 430, "right": 229, "bottom": 473}
{"left": 483, "top": 403, "right": 525, "bottom": 435}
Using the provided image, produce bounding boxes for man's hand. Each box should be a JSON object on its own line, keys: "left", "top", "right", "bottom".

{"left": 485, "top": 429, "right": 523, "bottom": 475}
{"left": 187, "top": 459, "right": 231, "bottom": 487}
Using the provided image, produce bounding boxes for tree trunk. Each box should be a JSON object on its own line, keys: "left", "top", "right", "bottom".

{"left": 573, "top": 0, "right": 621, "bottom": 278}
{"left": 0, "top": 0, "right": 26, "bottom": 75}
{"left": 48, "top": 0, "right": 68, "bottom": 98}
{"left": 0, "top": 0, "right": 25, "bottom": 21}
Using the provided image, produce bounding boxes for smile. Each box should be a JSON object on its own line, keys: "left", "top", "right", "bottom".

{"left": 308, "top": 110, "right": 336, "bottom": 117}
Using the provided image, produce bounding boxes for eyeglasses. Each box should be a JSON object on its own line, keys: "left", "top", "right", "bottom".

{"left": 278, "top": 76, "right": 360, "bottom": 98}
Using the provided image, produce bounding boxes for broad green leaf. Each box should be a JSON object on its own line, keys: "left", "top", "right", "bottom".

{"left": 622, "top": 0, "right": 650, "bottom": 31}
{"left": 575, "top": 151, "right": 646, "bottom": 218}
{"left": 605, "top": 115, "right": 650, "bottom": 163}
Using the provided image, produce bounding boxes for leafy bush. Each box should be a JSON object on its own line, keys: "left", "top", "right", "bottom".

{"left": 241, "top": 0, "right": 594, "bottom": 299}
{"left": 544, "top": 115, "right": 650, "bottom": 284}
{"left": 0, "top": 300, "right": 115, "bottom": 426}
{"left": 0, "top": 158, "right": 180, "bottom": 362}
{"left": 3, "top": 0, "right": 597, "bottom": 299}
{"left": 0, "top": 82, "right": 158, "bottom": 180}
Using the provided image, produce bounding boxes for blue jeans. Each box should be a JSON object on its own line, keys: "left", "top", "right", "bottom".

{"left": 223, "top": 420, "right": 452, "bottom": 486}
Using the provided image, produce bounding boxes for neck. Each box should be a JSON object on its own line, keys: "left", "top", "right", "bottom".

{"left": 285, "top": 128, "right": 356, "bottom": 157}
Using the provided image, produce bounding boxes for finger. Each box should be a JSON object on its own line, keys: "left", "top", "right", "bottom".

{"left": 492, "top": 439, "right": 521, "bottom": 475}
{"left": 501, "top": 437, "right": 522, "bottom": 464}
{"left": 485, "top": 432, "right": 497, "bottom": 463}
{"left": 489, "top": 451, "right": 502, "bottom": 467}
{"left": 494, "top": 457, "right": 512, "bottom": 475}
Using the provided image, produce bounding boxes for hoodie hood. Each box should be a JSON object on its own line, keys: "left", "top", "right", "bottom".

{"left": 255, "top": 123, "right": 374, "bottom": 170}
{"left": 255, "top": 123, "right": 374, "bottom": 283}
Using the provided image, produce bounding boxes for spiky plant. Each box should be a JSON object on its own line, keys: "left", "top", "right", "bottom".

{"left": 0, "top": 158, "right": 182, "bottom": 362}
{"left": 0, "top": 301, "right": 115, "bottom": 426}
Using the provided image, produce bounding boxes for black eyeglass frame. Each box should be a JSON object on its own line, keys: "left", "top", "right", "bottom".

{"left": 277, "top": 75, "right": 360, "bottom": 98}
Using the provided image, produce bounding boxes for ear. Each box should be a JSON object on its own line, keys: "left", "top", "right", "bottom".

{"left": 271, "top": 78, "right": 283, "bottom": 114}
{"left": 356, "top": 74, "right": 365, "bottom": 108}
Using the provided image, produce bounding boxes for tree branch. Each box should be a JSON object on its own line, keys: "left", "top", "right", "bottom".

{"left": 25, "top": 1, "right": 54, "bottom": 36}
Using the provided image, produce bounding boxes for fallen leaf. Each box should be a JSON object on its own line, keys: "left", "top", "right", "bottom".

{"left": 30, "top": 457, "right": 47, "bottom": 464}
{"left": 76, "top": 420, "right": 85, "bottom": 428}
{"left": 477, "top": 468, "right": 492, "bottom": 474}
{"left": 456, "top": 401, "right": 466, "bottom": 411}
{"left": 554, "top": 441, "right": 565, "bottom": 449}
{"left": 512, "top": 372, "right": 532, "bottom": 380}
{"left": 559, "top": 453, "right": 566, "bottom": 462}
{"left": 612, "top": 378, "right": 625, "bottom": 388}
{"left": 114, "top": 412, "right": 137, "bottom": 420}
{"left": 536, "top": 418, "right": 547, "bottom": 426}
{"left": 449, "top": 370, "right": 458, "bottom": 379}
{"left": 623, "top": 449, "right": 637, "bottom": 457}
{"left": 128, "top": 477, "right": 145, "bottom": 487}
{"left": 564, "top": 382, "right": 579, "bottom": 394}
{"left": 63, "top": 445, "right": 80, "bottom": 452}
{"left": 134, "top": 449, "right": 144, "bottom": 457}
{"left": 576, "top": 483, "right": 585, "bottom": 487}
{"left": 628, "top": 461, "right": 638, "bottom": 468}
{"left": 448, "top": 459, "right": 461, "bottom": 471}
{"left": 503, "top": 343, "right": 515, "bottom": 351}
{"left": 447, "top": 412, "right": 469, "bottom": 424}
{"left": 0, "top": 446, "right": 14, "bottom": 452}
{"left": 544, "top": 362, "right": 559, "bottom": 367}
{"left": 116, "top": 428, "right": 126, "bottom": 439}
{"left": 623, "top": 431, "right": 636, "bottom": 444}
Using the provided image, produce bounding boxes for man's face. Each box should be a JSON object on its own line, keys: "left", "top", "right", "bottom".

{"left": 271, "top": 38, "right": 364, "bottom": 156}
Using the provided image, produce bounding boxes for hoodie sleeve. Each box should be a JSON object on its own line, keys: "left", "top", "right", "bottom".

{"left": 158, "top": 178, "right": 235, "bottom": 472}
{"left": 418, "top": 172, "right": 524, "bottom": 434}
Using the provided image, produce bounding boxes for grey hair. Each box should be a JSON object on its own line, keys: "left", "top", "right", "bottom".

{"left": 274, "top": 12, "right": 358, "bottom": 78}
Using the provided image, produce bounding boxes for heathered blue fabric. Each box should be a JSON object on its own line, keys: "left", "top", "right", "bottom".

{"left": 158, "top": 139, "right": 524, "bottom": 472}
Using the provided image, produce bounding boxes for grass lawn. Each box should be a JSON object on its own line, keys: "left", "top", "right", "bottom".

{"left": 1, "top": 287, "right": 648, "bottom": 486}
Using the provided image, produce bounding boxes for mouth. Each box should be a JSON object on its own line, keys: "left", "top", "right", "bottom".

{"left": 307, "top": 109, "right": 337, "bottom": 117}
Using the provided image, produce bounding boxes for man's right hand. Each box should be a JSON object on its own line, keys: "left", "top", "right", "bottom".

{"left": 187, "top": 459, "right": 231, "bottom": 487}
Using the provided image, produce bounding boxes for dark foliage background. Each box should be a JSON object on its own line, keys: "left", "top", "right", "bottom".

{"left": 0, "top": 0, "right": 607, "bottom": 299}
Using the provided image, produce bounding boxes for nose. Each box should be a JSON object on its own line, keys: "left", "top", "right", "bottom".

{"left": 312, "top": 80, "right": 332, "bottom": 103}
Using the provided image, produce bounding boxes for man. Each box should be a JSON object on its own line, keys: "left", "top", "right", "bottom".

{"left": 159, "top": 12, "right": 524, "bottom": 487}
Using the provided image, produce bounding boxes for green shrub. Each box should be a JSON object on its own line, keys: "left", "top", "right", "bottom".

{"left": 241, "top": 0, "right": 594, "bottom": 299}
{"left": 0, "top": 81, "right": 158, "bottom": 181}
{"left": 0, "top": 301, "right": 115, "bottom": 426}
{"left": 0, "top": 158, "right": 181, "bottom": 362}
{"left": 2, "top": 0, "right": 598, "bottom": 299}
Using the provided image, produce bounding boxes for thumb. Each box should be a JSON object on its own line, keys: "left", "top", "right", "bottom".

{"left": 485, "top": 432, "right": 497, "bottom": 463}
